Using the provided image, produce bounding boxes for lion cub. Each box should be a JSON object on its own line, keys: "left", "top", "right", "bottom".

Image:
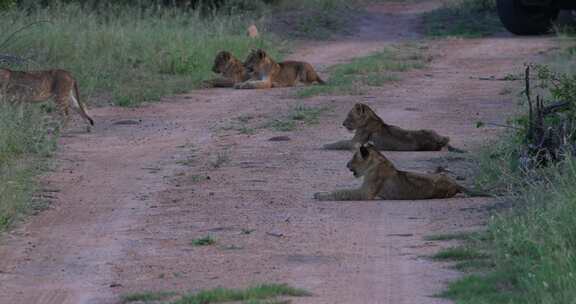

{"left": 314, "top": 143, "right": 470, "bottom": 201}
{"left": 323, "top": 103, "right": 464, "bottom": 152}
{"left": 0, "top": 68, "right": 94, "bottom": 128}
{"left": 203, "top": 51, "right": 250, "bottom": 88}
{"left": 234, "top": 49, "right": 325, "bottom": 89}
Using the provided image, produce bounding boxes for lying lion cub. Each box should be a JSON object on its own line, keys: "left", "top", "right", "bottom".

{"left": 203, "top": 51, "right": 250, "bottom": 88}
{"left": 234, "top": 49, "right": 325, "bottom": 89}
{"left": 314, "top": 143, "right": 479, "bottom": 201}
{"left": 0, "top": 68, "right": 94, "bottom": 128}
{"left": 323, "top": 103, "right": 464, "bottom": 152}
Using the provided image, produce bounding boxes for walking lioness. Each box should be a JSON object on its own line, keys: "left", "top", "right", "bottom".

{"left": 323, "top": 103, "right": 464, "bottom": 152}
{"left": 314, "top": 143, "right": 477, "bottom": 201}
{"left": 234, "top": 49, "right": 325, "bottom": 89}
{"left": 0, "top": 68, "right": 94, "bottom": 128}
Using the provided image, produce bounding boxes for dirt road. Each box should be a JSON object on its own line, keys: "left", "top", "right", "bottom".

{"left": 0, "top": 2, "right": 557, "bottom": 304}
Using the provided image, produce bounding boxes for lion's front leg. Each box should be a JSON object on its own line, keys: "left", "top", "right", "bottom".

{"left": 234, "top": 79, "right": 272, "bottom": 89}
{"left": 314, "top": 188, "right": 373, "bottom": 201}
{"left": 322, "top": 140, "right": 354, "bottom": 150}
{"left": 203, "top": 77, "right": 235, "bottom": 88}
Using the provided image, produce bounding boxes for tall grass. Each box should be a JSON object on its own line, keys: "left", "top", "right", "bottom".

{"left": 0, "top": 3, "right": 282, "bottom": 106}
{"left": 0, "top": 102, "right": 57, "bottom": 230}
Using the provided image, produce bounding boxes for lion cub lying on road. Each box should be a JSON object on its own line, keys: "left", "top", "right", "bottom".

{"left": 235, "top": 49, "right": 325, "bottom": 89}
{"left": 314, "top": 143, "right": 474, "bottom": 201}
{"left": 0, "top": 68, "right": 94, "bottom": 128}
{"left": 323, "top": 103, "right": 464, "bottom": 152}
{"left": 204, "top": 51, "right": 250, "bottom": 88}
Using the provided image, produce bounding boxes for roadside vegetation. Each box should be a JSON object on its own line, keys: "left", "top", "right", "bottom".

{"left": 121, "top": 283, "right": 310, "bottom": 304}
{"left": 423, "top": 0, "right": 502, "bottom": 38}
{"left": 0, "top": 102, "right": 58, "bottom": 231}
{"left": 437, "top": 31, "right": 576, "bottom": 303}
{"left": 297, "top": 43, "right": 429, "bottom": 98}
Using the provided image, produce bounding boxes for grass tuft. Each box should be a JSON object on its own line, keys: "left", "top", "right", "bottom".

{"left": 172, "top": 283, "right": 310, "bottom": 304}
{"left": 121, "top": 291, "right": 177, "bottom": 303}
{"left": 297, "top": 43, "right": 428, "bottom": 98}
{"left": 265, "top": 104, "right": 331, "bottom": 132}
{"left": 191, "top": 235, "right": 216, "bottom": 246}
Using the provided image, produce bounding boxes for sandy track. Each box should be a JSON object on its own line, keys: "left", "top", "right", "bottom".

{"left": 0, "top": 2, "right": 557, "bottom": 304}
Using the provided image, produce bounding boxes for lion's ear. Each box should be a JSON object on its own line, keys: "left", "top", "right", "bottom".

{"left": 222, "top": 51, "right": 231, "bottom": 60}
{"left": 360, "top": 145, "right": 370, "bottom": 159}
{"left": 355, "top": 103, "right": 368, "bottom": 114}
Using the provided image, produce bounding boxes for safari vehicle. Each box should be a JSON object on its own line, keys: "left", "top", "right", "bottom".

{"left": 497, "top": 0, "right": 576, "bottom": 35}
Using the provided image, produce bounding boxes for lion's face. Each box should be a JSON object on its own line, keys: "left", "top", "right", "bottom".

{"left": 243, "top": 49, "right": 273, "bottom": 76}
{"left": 347, "top": 144, "right": 377, "bottom": 178}
{"left": 212, "top": 51, "right": 233, "bottom": 74}
{"left": 343, "top": 103, "right": 373, "bottom": 131}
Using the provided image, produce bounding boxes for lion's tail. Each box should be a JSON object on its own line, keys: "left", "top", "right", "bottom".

{"left": 458, "top": 186, "right": 493, "bottom": 197}
{"left": 447, "top": 145, "right": 467, "bottom": 153}
{"left": 440, "top": 136, "right": 467, "bottom": 153}
{"left": 73, "top": 81, "right": 94, "bottom": 126}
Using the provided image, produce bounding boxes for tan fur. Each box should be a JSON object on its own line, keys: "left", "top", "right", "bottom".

{"left": 323, "top": 103, "right": 461, "bottom": 151}
{"left": 0, "top": 68, "right": 94, "bottom": 128}
{"left": 314, "top": 144, "right": 465, "bottom": 201}
{"left": 234, "top": 49, "right": 325, "bottom": 89}
{"left": 204, "top": 51, "right": 250, "bottom": 88}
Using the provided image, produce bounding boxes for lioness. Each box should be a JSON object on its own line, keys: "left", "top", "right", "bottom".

{"left": 323, "top": 103, "right": 464, "bottom": 152}
{"left": 0, "top": 68, "right": 94, "bottom": 128}
{"left": 314, "top": 143, "right": 478, "bottom": 201}
{"left": 203, "top": 51, "right": 249, "bottom": 88}
{"left": 234, "top": 49, "right": 325, "bottom": 89}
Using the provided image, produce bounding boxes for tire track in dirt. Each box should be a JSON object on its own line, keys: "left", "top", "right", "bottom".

{"left": 0, "top": 2, "right": 557, "bottom": 304}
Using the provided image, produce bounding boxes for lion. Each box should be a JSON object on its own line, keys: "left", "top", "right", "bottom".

{"left": 323, "top": 103, "right": 465, "bottom": 152}
{"left": 0, "top": 68, "right": 94, "bottom": 128}
{"left": 203, "top": 51, "right": 250, "bottom": 88}
{"left": 234, "top": 49, "right": 325, "bottom": 89}
{"left": 314, "top": 143, "right": 484, "bottom": 201}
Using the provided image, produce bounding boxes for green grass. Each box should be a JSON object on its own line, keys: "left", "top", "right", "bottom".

{"left": 191, "top": 235, "right": 216, "bottom": 246}
{"left": 297, "top": 43, "right": 428, "bottom": 98}
{"left": 0, "top": 3, "right": 282, "bottom": 107}
{"left": 171, "top": 283, "right": 310, "bottom": 304}
{"left": 433, "top": 247, "right": 488, "bottom": 261}
{"left": 423, "top": 0, "right": 502, "bottom": 38}
{"left": 265, "top": 104, "right": 332, "bottom": 131}
{"left": 121, "top": 291, "right": 177, "bottom": 303}
{"left": 0, "top": 102, "right": 57, "bottom": 231}
{"left": 440, "top": 40, "right": 576, "bottom": 303}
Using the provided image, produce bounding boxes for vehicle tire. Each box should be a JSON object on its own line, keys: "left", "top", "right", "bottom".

{"left": 497, "top": 0, "right": 559, "bottom": 35}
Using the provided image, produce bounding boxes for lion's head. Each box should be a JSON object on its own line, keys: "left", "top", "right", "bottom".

{"left": 212, "top": 51, "right": 234, "bottom": 74}
{"left": 243, "top": 49, "right": 275, "bottom": 76}
{"left": 347, "top": 143, "right": 393, "bottom": 178}
{"left": 342, "top": 103, "right": 382, "bottom": 132}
